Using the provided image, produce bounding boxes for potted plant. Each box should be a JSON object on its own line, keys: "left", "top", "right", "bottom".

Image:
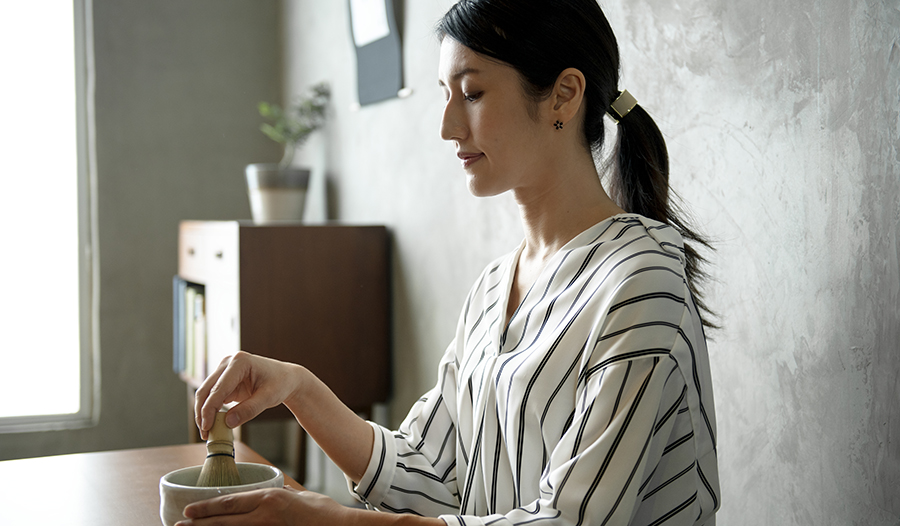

{"left": 245, "top": 81, "right": 330, "bottom": 222}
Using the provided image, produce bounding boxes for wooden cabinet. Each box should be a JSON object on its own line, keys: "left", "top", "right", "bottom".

{"left": 174, "top": 221, "right": 391, "bottom": 478}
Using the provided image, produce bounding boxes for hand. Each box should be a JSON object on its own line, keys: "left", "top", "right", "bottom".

{"left": 195, "top": 351, "right": 304, "bottom": 440}
{"left": 175, "top": 486, "right": 356, "bottom": 526}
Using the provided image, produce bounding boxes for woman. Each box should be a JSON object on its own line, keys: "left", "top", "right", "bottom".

{"left": 179, "top": 1, "right": 720, "bottom": 525}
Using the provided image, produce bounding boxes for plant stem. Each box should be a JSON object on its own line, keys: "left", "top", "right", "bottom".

{"left": 279, "top": 143, "right": 296, "bottom": 169}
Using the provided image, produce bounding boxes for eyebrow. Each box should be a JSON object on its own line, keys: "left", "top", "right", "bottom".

{"left": 438, "top": 67, "right": 481, "bottom": 87}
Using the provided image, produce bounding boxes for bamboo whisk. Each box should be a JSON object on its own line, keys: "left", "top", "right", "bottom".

{"left": 196, "top": 410, "right": 242, "bottom": 487}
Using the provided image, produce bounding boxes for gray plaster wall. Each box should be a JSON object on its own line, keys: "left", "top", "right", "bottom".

{"left": 0, "top": 0, "right": 281, "bottom": 460}
{"left": 283, "top": 0, "right": 900, "bottom": 524}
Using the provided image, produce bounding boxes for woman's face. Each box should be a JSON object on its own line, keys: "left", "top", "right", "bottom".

{"left": 438, "top": 38, "right": 552, "bottom": 198}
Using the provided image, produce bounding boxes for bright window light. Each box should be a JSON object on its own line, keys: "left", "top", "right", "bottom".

{"left": 0, "top": 3, "right": 81, "bottom": 418}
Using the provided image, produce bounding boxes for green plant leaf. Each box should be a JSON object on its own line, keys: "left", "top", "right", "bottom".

{"left": 259, "top": 123, "right": 286, "bottom": 144}
{"left": 257, "top": 81, "right": 331, "bottom": 150}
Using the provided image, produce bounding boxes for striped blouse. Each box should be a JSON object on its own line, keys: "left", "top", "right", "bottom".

{"left": 349, "top": 214, "right": 721, "bottom": 526}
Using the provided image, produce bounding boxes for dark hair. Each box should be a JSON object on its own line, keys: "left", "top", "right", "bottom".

{"left": 438, "top": 0, "right": 717, "bottom": 329}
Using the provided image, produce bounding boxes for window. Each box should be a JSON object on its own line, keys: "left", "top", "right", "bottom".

{"left": 0, "top": 0, "right": 98, "bottom": 432}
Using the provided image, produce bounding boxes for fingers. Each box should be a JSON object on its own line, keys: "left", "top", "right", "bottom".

{"left": 182, "top": 490, "right": 263, "bottom": 520}
{"left": 197, "top": 352, "right": 292, "bottom": 435}
{"left": 177, "top": 487, "right": 357, "bottom": 526}
{"left": 194, "top": 356, "right": 231, "bottom": 437}
{"left": 196, "top": 352, "right": 254, "bottom": 436}
{"left": 178, "top": 488, "right": 302, "bottom": 525}
{"left": 222, "top": 393, "right": 263, "bottom": 430}
{"left": 193, "top": 352, "right": 301, "bottom": 441}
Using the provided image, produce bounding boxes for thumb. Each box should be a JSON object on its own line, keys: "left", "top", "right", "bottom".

{"left": 225, "top": 397, "right": 268, "bottom": 428}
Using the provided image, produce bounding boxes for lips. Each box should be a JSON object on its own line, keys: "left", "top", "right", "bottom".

{"left": 457, "top": 151, "right": 484, "bottom": 168}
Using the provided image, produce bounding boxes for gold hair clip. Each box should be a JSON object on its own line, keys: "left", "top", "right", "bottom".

{"left": 607, "top": 90, "right": 637, "bottom": 123}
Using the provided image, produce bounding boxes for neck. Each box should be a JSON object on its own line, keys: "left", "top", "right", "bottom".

{"left": 513, "top": 150, "right": 623, "bottom": 262}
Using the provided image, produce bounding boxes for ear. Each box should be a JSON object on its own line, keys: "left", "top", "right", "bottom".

{"left": 550, "top": 67, "right": 586, "bottom": 124}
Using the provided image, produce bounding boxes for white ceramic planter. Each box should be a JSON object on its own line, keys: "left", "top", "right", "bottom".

{"left": 245, "top": 163, "right": 310, "bottom": 222}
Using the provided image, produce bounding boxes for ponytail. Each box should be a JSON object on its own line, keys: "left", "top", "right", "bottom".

{"left": 612, "top": 104, "right": 668, "bottom": 222}
{"left": 613, "top": 105, "right": 718, "bottom": 330}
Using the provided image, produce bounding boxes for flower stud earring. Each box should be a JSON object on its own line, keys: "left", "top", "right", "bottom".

{"left": 554, "top": 120, "right": 564, "bottom": 130}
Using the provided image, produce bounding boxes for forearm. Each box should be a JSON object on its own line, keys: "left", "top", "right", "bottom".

{"left": 284, "top": 364, "right": 375, "bottom": 483}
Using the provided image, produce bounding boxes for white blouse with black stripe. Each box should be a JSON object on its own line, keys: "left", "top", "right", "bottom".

{"left": 348, "top": 214, "right": 721, "bottom": 526}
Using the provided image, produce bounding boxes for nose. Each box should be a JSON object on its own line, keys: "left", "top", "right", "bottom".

{"left": 440, "top": 98, "right": 466, "bottom": 142}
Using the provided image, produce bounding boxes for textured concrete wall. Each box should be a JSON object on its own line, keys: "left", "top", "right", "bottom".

{"left": 0, "top": 0, "right": 282, "bottom": 460}
{"left": 284, "top": 0, "right": 899, "bottom": 523}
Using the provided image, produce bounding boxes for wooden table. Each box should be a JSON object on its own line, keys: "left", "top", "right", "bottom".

{"left": 0, "top": 442, "right": 302, "bottom": 525}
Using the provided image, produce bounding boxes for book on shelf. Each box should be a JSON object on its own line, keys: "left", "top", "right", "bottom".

{"left": 173, "top": 277, "right": 207, "bottom": 381}
{"left": 192, "top": 289, "right": 207, "bottom": 380}
{"left": 172, "top": 277, "right": 185, "bottom": 374}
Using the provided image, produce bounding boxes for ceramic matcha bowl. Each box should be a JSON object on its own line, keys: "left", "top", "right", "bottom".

{"left": 159, "top": 463, "right": 283, "bottom": 526}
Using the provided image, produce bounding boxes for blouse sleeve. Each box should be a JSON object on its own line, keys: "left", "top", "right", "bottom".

{"left": 348, "top": 338, "right": 462, "bottom": 516}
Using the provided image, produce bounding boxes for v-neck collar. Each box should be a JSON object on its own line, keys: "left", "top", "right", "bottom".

{"left": 493, "top": 240, "right": 525, "bottom": 353}
{"left": 490, "top": 213, "right": 640, "bottom": 354}
{"left": 493, "top": 214, "right": 638, "bottom": 354}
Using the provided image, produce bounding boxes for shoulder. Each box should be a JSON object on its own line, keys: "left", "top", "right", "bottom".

{"left": 572, "top": 215, "right": 689, "bottom": 302}
{"left": 569, "top": 216, "right": 696, "bottom": 350}
{"left": 602, "top": 215, "right": 687, "bottom": 273}
{"left": 578, "top": 218, "right": 710, "bottom": 385}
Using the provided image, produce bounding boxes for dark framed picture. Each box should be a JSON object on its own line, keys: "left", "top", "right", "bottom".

{"left": 348, "top": 0, "right": 403, "bottom": 106}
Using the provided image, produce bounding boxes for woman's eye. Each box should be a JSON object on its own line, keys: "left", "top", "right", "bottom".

{"left": 463, "top": 92, "right": 482, "bottom": 102}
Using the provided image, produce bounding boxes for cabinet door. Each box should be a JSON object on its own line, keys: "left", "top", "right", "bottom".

{"left": 177, "top": 221, "right": 239, "bottom": 383}
{"left": 237, "top": 225, "right": 390, "bottom": 410}
{"left": 202, "top": 224, "right": 240, "bottom": 373}
{"left": 178, "top": 223, "right": 207, "bottom": 284}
